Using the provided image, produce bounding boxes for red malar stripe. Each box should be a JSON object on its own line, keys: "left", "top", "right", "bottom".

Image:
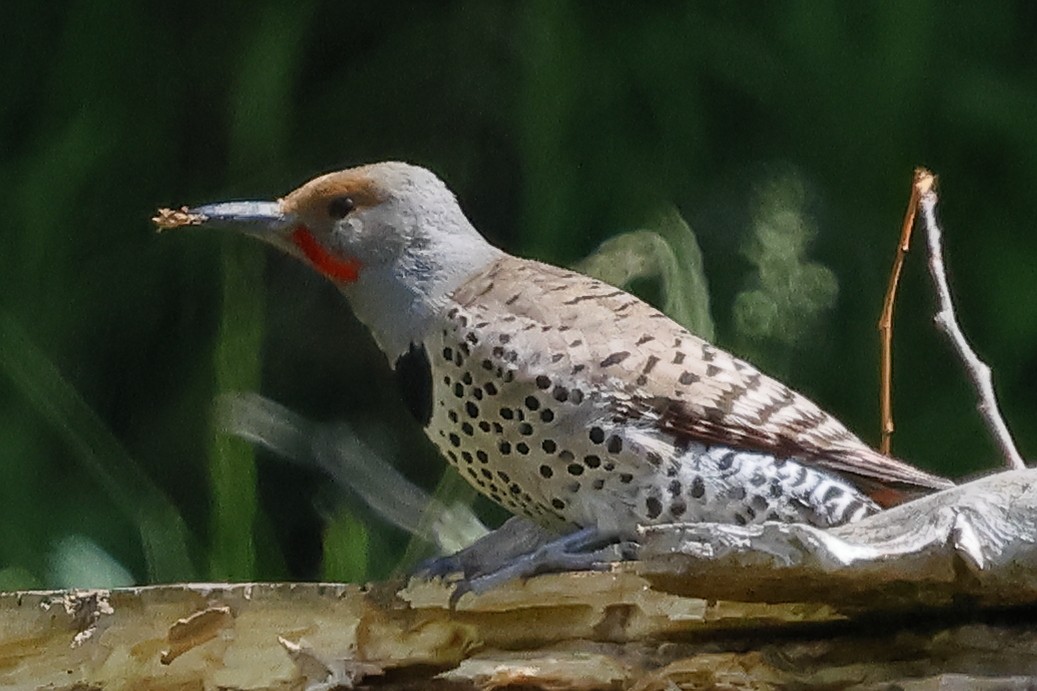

{"left": 290, "top": 226, "right": 361, "bottom": 283}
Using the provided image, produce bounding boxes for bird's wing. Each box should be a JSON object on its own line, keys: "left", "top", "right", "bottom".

{"left": 453, "top": 256, "right": 952, "bottom": 506}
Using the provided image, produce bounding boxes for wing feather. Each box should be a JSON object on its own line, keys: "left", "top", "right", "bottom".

{"left": 453, "top": 256, "right": 953, "bottom": 506}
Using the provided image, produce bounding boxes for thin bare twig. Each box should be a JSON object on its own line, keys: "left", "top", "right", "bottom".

{"left": 877, "top": 169, "right": 929, "bottom": 454}
{"left": 918, "top": 179, "right": 1026, "bottom": 470}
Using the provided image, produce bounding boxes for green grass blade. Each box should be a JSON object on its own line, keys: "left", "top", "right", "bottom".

{"left": 322, "top": 507, "right": 369, "bottom": 583}
{"left": 206, "top": 0, "right": 316, "bottom": 580}
{"left": 207, "top": 239, "right": 264, "bottom": 580}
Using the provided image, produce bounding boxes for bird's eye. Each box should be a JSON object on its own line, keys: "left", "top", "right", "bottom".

{"left": 327, "top": 195, "right": 355, "bottom": 219}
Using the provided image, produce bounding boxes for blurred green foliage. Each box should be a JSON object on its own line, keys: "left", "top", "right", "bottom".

{"left": 2, "top": 2, "right": 1036, "bottom": 588}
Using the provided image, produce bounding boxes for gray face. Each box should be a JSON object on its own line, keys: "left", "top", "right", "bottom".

{"left": 325, "top": 201, "right": 412, "bottom": 268}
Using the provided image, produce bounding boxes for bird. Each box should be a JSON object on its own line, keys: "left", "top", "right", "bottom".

{"left": 155, "top": 161, "right": 952, "bottom": 580}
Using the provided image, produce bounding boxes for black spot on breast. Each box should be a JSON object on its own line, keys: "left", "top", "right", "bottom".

{"left": 394, "top": 342, "right": 433, "bottom": 426}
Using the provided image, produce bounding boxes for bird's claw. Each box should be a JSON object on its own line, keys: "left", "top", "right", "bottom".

{"left": 414, "top": 525, "right": 640, "bottom": 608}
{"left": 413, "top": 553, "right": 463, "bottom": 580}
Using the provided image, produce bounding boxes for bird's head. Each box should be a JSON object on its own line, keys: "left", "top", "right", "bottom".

{"left": 156, "top": 161, "right": 502, "bottom": 357}
{"left": 158, "top": 161, "right": 488, "bottom": 284}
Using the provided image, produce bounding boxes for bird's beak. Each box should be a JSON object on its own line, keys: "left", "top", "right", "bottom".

{"left": 155, "top": 199, "right": 364, "bottom": 283}
{"left": 153, "top": 200, "right": 292, "bottom": 248}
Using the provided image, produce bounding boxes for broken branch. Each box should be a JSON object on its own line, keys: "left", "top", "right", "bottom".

{"left": 877, "top": 169, "right": 929, "bottom": 454}
{"left": 917, "top": 176, "right": 1026, "bottom": 470}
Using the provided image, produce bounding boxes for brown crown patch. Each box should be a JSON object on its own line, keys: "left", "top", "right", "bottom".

{"left": 280, "top": 170, "right": 387, "bottom": 220}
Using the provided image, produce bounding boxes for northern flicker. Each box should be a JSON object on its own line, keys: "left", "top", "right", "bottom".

{"left": 155, "top": 162, "right": 952, "bottom": 571}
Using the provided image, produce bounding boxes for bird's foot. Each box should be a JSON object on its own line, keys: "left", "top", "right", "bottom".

{"left": 414, "top": 515, "right": 555, "bottom": 580}
{"left": 415, "top": 521, "right": 639, "bottom": 608}
{"left": 449, "top": 527, "right": 637, "bottom": 606}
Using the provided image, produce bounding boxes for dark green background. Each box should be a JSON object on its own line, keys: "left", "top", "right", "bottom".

{"left": 2, "top": 2, "right": 1035, "bottom": 587}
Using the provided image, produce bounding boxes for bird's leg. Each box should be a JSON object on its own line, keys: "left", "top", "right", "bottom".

{"left": 415, "top": 515, "right": 559, "bottom": 579}
{"left": 435, "top": 525, "right": 639, "bottom": 607}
